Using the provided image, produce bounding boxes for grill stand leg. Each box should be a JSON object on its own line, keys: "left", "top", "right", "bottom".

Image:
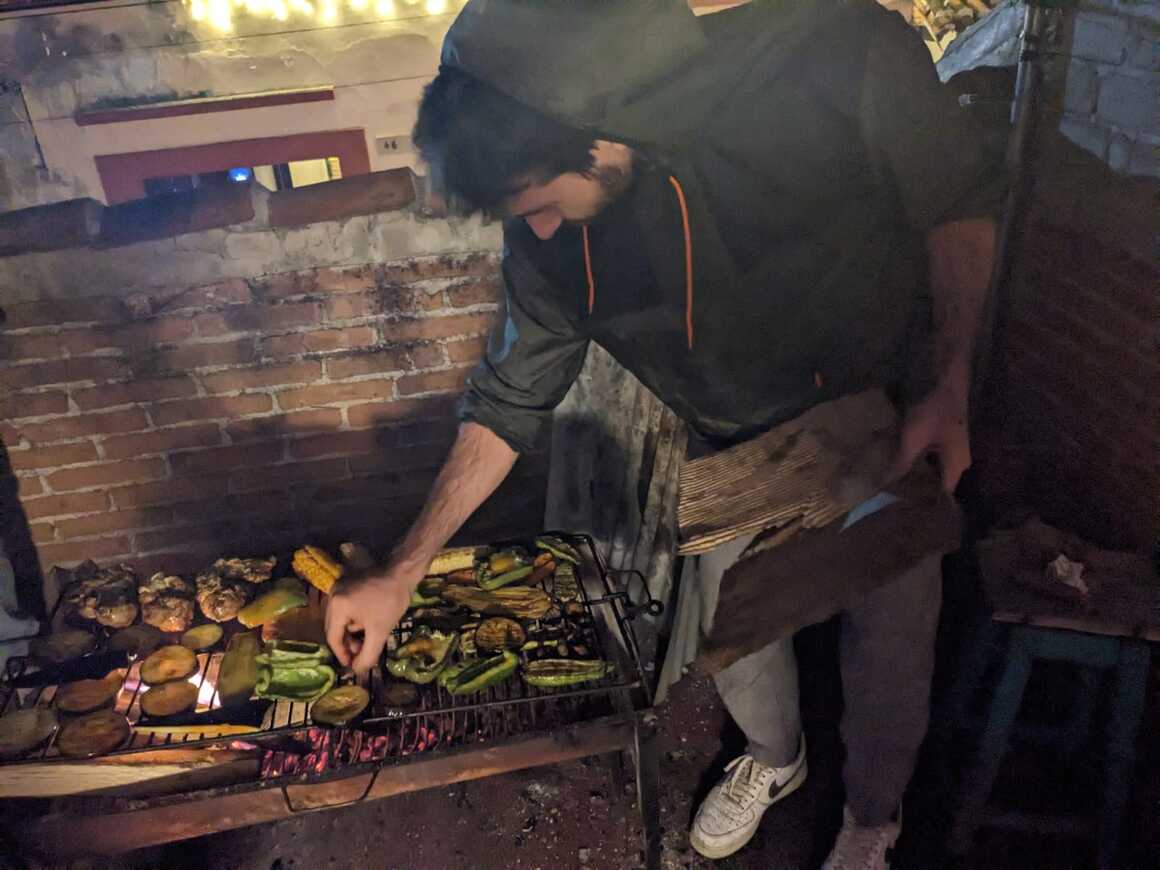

{"left": 634, "top": 713, "right": 662, "bottom": 870}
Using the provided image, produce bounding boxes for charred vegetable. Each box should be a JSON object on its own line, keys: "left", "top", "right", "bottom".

{"left": 140, "top": 645, "right": 199, "bottom": 685}
{"left": 140, "top": 681, "right": 199, "bottom": 718}
{"left": 521, "top": 658, "right": 610, "bottom": 688}
{"left": 55, "top": 678, "right": 119, "bottom": 715}
{"left": 479, "top": 565, "right": 534, "bottom": 592}
{"left": 218, "top": 631, "right": 262, "bottom": 706}
{"left": 440, "top": 585, "right": 551, "bottom": 619}
{"left": 385, "top": 627, "right": 458, "bottom": 684}
{"left": 439, "top": 651, "right": 519, "bottom": 696}
{"left": 427, "top": 547, "right": 482, "bottom": 575}
{"left": 311, "top": 685, "right": 370, "bottom": 726}
{"left": 56, "top": 709, "right": 130, "bottom": 758}
{"left": 409, "top": 578, "right": 445, "bottom": 608}
{"left": 376, "top": 680, "right": 419, "bottom": 709}
{"left": 535, "top": 535, "right": 582, "bottom": 565}
{"left": 30, "top": 630, "right": 96, "bottom": 666}
{"left": 255, "top": 640, "right": 336, "bottom": 702}
{"left": 180, "top": 623, "right": 223, "bottom": 652}
{"left": 0, "top": 708, "right": 58, "bottom": 758}
{"left": 552, "top": 563, "right": 580, "bottom": 602}
{"left": 237, "top": 586, "right": 307, "bottom": 628}
{"left": 475, "top": 617, "right": 527, "bottom": 652}
{"left": 292, "top": 545, "right": 344, "bottom": 595}
{"left": 109, "top": 624, "right": 164, "bottom": 657}
{"left": 487, "top": 549, "right": 527, "bottom": 575}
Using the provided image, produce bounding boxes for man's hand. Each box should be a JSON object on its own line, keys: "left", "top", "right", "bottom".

{"left": 892, "top": 377, "right": 971, "bottom": 492}
{"left": 324, "top": 559, "right": 425, "bottom": 677}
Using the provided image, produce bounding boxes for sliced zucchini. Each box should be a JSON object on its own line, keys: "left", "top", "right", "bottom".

{"left": 30, "top": 630, "right": 96, "bottom": 666}
{"left": 109, "top": 624, "right": 164, "bottom": 657}
{"left": 56, "top": 709, "right": 130, "bottom": 758}
{"left": 0, "top": 708, "right": 58, "bottom": 758}
{"left": 139, "top": 681, "right": 199, "bottom": 718}
{"left": 180, "top": 623, "right": 224, "bottom": 652}
{"left": 55, "top": 678, "right": 119, "bottom": 715}
{"left": 311, "top": 685, "right": 370, "bottom": 727}
{"left": 140, "top": 644, "right": 198, "bottom": 685}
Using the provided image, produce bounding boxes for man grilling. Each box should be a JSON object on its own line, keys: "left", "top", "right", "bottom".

{"left": 325, "top": 1, "right": 1000, "bottom": 866}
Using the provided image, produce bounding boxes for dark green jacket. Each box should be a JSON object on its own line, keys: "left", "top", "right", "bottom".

{"left": 447, "top": 0, "right": 1002, "bottom": 453}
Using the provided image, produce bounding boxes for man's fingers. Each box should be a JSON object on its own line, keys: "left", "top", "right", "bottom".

{"left": 351, "top": 624, "right": 387, "bottom": 677}
{"left": 325, "top": 604, "right": 353, "bottom": 668}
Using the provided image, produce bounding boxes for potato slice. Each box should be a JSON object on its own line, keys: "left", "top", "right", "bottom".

{"left": 139, "top": 681, "right": 199, "bottom": 718}
{"left": 140, "top": 645, "right": 198, "bottom": 685}
{"left": 180, "top": 623, "right": 223, "bottom": 652}
{"left": 56, "top": 709, "right": 130, "bottom": 758}
{"left": 55, "top": 678, "right": 119, "bottom": 715}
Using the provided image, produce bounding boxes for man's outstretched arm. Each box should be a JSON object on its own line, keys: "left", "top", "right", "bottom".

{"left": 325, "top": 421, "right": 518, "bottom": 675}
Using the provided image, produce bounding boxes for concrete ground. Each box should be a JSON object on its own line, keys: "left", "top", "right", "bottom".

{"left": 77, "top": 616, "right": 1156, "bottom": 870}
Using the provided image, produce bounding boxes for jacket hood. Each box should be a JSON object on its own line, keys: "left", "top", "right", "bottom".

{"left": 441, "top": 0, "right": 833, "bottom": 149}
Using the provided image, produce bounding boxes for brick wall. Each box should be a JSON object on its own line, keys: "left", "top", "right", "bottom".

{"left": 977, "top": 219, "right": 1158, "bottom": 552}
{"left": 0, "top": 252, "right": 547, "bottom": 575}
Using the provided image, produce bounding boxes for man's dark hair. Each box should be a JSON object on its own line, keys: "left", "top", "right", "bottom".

{"left": 413, "top": 66, "right": 596, "bottom": 217}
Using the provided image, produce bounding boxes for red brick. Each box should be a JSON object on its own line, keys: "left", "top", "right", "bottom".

{"left": 62, "top": 317, "right": 196, "bottom": 356}
{"left": 0, "top": 422, "right": 23, "bottom": 445}
{"left": 230, "top": 457, "right": 349, "bottom": 493}
{"left": 380, "top": 252, "right": 498, "bottom": 285}
{"left": 170, "top": 441, "right": 285, "bottom": 475}
{"left": 0, "top": 390, "right": 69, "bottom": 420}
{"left": 29, "top": 522, "right": 56, "bottom": 544}
{"left": 73, "top": 376, "right": 197, "bottom": 411}
{"left": 8, "top": 441, "right": 99, "bottom": 472}
{"left": 410, "top": 343, "right": 447, "bottom": 368}
{"left": 111, "top": 475, "right": 229, "bottom": 509}
{"left": 22, "top": 490, "right": 109, "bottom": 520}
{"left": 385, "top": 285, "right": 453, "bottom": 314}
{"left": 1, "top": 332, "right": 63, "bottom": 362}
{"left": 325, "top": 349, "right": 410, "bottom": 380}
{"left": 152, "top": 339, "right": 256, "bottom": 372}
{"left": 385, "top": 313, "right": 496, "bottom": 343}
{"left": 445, "top": 336, "right": 487, "bottom": 365}
{"left": 56, "top": 507, "right": 174, "bottom": 539}
{"left": 288, "top": 428, "right": 395, "bottom": 460}
{"left": 256, "top": 270, "right": 320, "bottom": 301}
{"left": 261, "top": 327, "right": 378, "bottom": 359}
{"left": 1, "top": 357, "right": 130, "bottom": 391}
{"left": 348, "top": 443, "right": 448, "bottom": 475}
{"left": 278, "top": 379, "right": 396, "bottom": 410}
{"left": 168, "top": 278, "right": 252, "bottom": 310}
{"left": 135, "top": 522, "right": 237, "bottom": 553}
{"left": 396, "top": 367, "right": 471, "bottom": 397}
{"left": 151, "top": 394, "right": 273, "bottom": 427}
{"left": 446, "top": 274, "right": 502, "bottom": 308}
{"left": 195, "top": 302, "right": 320, "bottom": 337}
{"left": 346, "top": 396, "right": 457, "bottom": 428}
{"left": 47, "top": 457, "right": 167, "bottom": 492}
{"left": 316, "top": 265, "right": 376, "bottom": 294}
{"left": 4, "top": 297, "right": 124, "bottom": 330}
{"left": 225, "top": 409, "right": 342, "bottom": 442}
{"left": 325, "top": 293, "right": 379, "bottom": 321}
{"left": 102, "top": 423, "right": 223, "bottom": 460}
{"left": 19, "top": 476, "right": 44, "bottom": 497}
{"left": 393, "top": 418, "right": 457, "bottom": 447}
{"left": 201, "top": 361, "right": 322, "bottom": 394}
{"left": 172, "top": 492, "right": 280, "bottom": 523}
{"left": 17, "top": 409, "right": 149, "bottom": 444}
{"left": 37, "top": 536, "right": 131, "bottom": 567}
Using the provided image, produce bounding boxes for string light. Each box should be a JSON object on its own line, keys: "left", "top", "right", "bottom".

{"left": 374, "top": 0, "right": 395, "bottom": 14}
{"left": 183, "top": 0, "right": 456, "bottom": 30}
{"left": 424, "top": 0, "right": 446, "bottom": 13}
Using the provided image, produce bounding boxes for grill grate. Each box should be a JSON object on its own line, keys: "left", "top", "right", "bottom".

{"left": 1, "top": 533, "right": 654, "bottom": 764}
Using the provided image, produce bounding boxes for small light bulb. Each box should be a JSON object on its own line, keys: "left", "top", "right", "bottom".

{"left": 374, "top": 0, "right": 394, "bottom": 14}
{"left": 190, "top": 0, "right": 207, "bottom": 21}
{"left": 350, "top": 0, "right": 368, "bottom": 9}
{"left": 320, "top": 0, "right": 338, "bottom": 22}
{"left": 271, "top": 0, "right": 288, "bottom": 19}
{"left": 424, "top": 0, "right": 446, "bottom": 13}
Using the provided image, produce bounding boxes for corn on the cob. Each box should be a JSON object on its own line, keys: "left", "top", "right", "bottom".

{"left": 292, "top": 545, "right": 343, "bottom": 594}
{"left": 427, "top": 546, "right": 480, "bottom": 575}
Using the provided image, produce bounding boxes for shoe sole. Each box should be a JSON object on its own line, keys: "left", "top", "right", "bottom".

{"left": 688, "top": 758, "right": 809, "bottom": 860}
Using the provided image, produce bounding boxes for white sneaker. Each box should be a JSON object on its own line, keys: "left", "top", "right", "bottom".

{"left": 689, "top": 737, "right": 808, "bottom": 859}
{"left": 821, "top": 806, "right": 900, "bottom": 870}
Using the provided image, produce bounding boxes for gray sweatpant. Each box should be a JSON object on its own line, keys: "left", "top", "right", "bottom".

{"left": 705, "top": 541, "right": 943, "bottom": 827}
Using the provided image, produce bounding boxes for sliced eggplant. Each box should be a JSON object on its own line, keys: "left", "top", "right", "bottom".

{"left": 140, "top": 644, "right": 198, "bottom": 685}
{"left": 140, "top": 681, "right": 199, "bottom": 718}
{"left": 55, "top": 678, "right": 119, "bottom": 715}
{"left": 109, "top": 624, "right": 164, "bottom": 657}
{"left": 375, "top": 680, "right": 419, "bottom": 709}
{"left": 0, "top": 708, "right": 58, "bottom": 758}
{"left": 30, "top": 630, "right": 96, "bottom": 666}
{"left": 57, "top": 709, "right": 131, "bottom": 758}
{"left": 311, "top": 685, "right": 370, "bottom": 727}
{"left": 180, "top": 623, "right": 224, "bottom": 652}
{"left": 475, "top": 617, "right": 527, "bottom": 652}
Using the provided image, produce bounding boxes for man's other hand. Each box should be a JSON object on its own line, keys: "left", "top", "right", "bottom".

{"left": 892, "top": 380, "right": 971, "bottom": 492}
{"left": 324, "top": 560, "right": 425, "bottom": 677}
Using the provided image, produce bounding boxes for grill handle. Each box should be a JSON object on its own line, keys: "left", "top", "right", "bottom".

{"left": 281, "top": 769, "right": 378, "bottom": 813}
{"left": 590, "top": 568, "right": 663, "bottom": 619}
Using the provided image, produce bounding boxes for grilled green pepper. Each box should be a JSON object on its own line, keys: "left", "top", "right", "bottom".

{"left": 521, "top": 658, "right": 610, "bottom": 688}
{"left": 409, "top": 578, "right": 445, "bottom": 608}
{"left": 478, "top": 564, "right": 534, "bottom": 591}
{"left": 256, "top": 640, "right": 332, "bottom": 666}
{"left": 385, "top": 628, "right": 458, "bottom": 684}
{"left": 256, "top": 664, "right": 336, "bottom": 701}
{"left": 440, "top": 651, "right": 518, "bottom": 695}
{"left": 535, "top": 536, "right": 582, "bottom": 565}
{"left": 237, "top": 587, "right": 307, "bottom": 628}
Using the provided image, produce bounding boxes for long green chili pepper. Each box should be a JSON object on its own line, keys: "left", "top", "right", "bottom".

{"left": 441, "top": 651, "right": 519, "bottom": 695}
{"left": 478, "top": 565, "right": 534, "bottom": 592}
{"left": 521, "top": 658, "right": 610, "bottom": 688}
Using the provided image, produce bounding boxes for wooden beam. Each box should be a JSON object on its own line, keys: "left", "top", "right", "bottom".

{"left": 76, "top": 87, "right": 335, "bottom": 127}
{"left": 0, "top": 198, "right": 102, "bottom": 256}
{"left": 267, "top": 168, "right": 415, "bottom": 228}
